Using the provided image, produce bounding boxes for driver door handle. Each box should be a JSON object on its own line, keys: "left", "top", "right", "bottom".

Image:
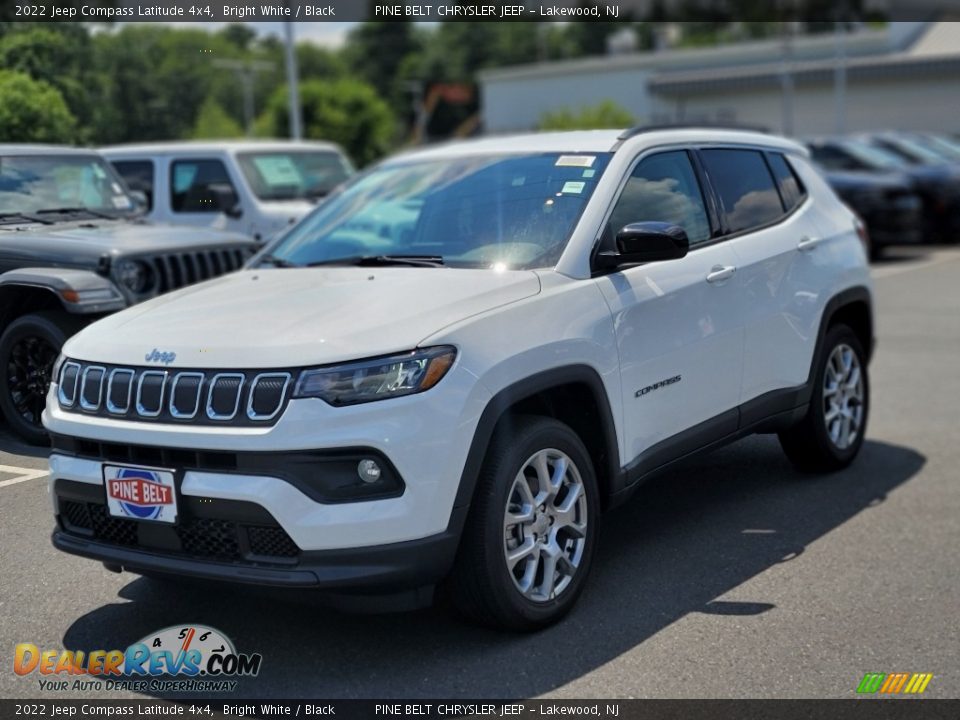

{"left": 797, "top": 235, "right": 823, "bottom": 252}
{"left": 706, "top": 265, "right": 737, "bottom": 283}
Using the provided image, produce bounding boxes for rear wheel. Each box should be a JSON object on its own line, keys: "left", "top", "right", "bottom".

{"left": 779, "top": 324, "right": 869, "bottom": 472}
{"left": 0, "top": 312, "right": 80, "bottom": 445}
{"left": 446, "top": 416, "right": 599, "bottom": 631}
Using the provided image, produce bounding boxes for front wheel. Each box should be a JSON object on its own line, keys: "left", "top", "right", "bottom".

{"left": 0, "top": 312, "right": 79, "bottom": 445}
{"left": 779, "top": 324, "right": 869, "bottom": 473}
{"left": 446, "top": 416, "right": 600, "bottom": 631}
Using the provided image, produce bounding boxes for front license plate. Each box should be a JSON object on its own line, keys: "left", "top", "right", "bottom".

{"left": 104, "top": 465, "right": 178, "bottom": 524}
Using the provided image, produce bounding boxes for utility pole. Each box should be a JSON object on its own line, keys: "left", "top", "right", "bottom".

{"left": 284, "top": 21, "right": 303, "bottom": 140}
{"left": 211, "top": 59, "right": 275, "bottom": 137}
{"left": 834, "top": 18, "right": 848, "bottom": 134}
{"left": 780, "top": 21, "right": 796, "bottom": 136}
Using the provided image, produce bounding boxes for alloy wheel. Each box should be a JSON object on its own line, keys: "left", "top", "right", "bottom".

{"left": 6, "top": 335, "right": 58, "bottom": 429}
{"left": 502, "top": 448, "right": 588, "bottom": 603}
{"left": 822, "top": 343, "right": 864, "bottom": 450}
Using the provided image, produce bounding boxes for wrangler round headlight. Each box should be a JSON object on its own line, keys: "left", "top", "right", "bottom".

{"left": 116, "top": 260, "right": 151, "bottom": 293}
{"left": 293, "top": 346, "right": 457, "bottom": 406}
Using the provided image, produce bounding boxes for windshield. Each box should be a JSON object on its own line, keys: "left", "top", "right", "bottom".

{"left": 237, "top": 150, "right": 353, "bottom": 201}
{"left": 839, "top": 140, "right": 907, "bottom": 171}
{"left": 263, "top": 152, "right": 612, "bottom": 270}
{"left": 916, "top": 134, "right": 960, "bottom": 161}
{"left": 878, "top": 136, "right": 950, "bottom": 165}
{"left": 0, "top": 154, "right": 137, "bottom": 216}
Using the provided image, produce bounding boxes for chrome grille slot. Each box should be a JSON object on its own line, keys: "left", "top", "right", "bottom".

{"left": 169, "top": 372, "right": 204, "bottom": 419}
{"left": 58, "top": 361, "right": 82, "bottom": 407}
{"left": 207, "top": 373, "right": 245, "bottom": 420}
{"left": 106, "top": 369, "right": 134, "bottom": 414}
{"left": 247, "top": 373, "right": 291, "bottom": 421}
{"left": 79, "top": 366, "right": 106, "bottom": 411}
{"left": 136, "top": 371, "right": 167, "bottom": 417}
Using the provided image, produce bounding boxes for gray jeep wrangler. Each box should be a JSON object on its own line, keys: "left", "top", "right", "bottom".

{"left": 0, "top": 145, "right": 257, "bottom": 444}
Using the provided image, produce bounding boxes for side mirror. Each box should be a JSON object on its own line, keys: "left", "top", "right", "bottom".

{"left": 595, "top": 221, "right": 689, "bottom": 270}
{"left": 128, "top": 189, "right": 148, "bottom": 211}
{"left": 210, "top": 184, "right": 243, "bottom": 219}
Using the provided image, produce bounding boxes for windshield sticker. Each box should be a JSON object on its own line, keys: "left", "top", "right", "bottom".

{"left": 582, "top": 169, "right": 596, "bottom": 178}
{"left": 92, "top": 164, "right": 107, "bottom": 178}
{"left": 111, "top": 182, "right": 123, "bottom": 193}
{"left": 252, "top": 156, "right": 303, "bottom": 187}
{"left": 112, "top": 195, "right": 132, "bottom": 209}
{"left": 561, "top": 181, "right": 586, "bottom": 194}
{"left": 556, "top": 155, "right": 595, "bottom": 168}
{"left": 512, "top": 176, "right": 526, "bottom": 186}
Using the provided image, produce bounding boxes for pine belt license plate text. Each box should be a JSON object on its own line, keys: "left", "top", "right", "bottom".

{"left": 104, "top": 465, "right": 178, "bottom": 524}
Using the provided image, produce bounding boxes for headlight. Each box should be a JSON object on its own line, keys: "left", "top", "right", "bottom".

{"left": 116, "top": 260, "right": 151, "bottom": 293}
{"left": 293, "top": 346, "right": 456, "bottom": 406}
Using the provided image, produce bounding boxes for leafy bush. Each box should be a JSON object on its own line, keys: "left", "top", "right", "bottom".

{"left": 538, "top": 101, "right": 635, "bottom": 131}
{"left": 0, "top": 70, "right": 77, "bottom": 143}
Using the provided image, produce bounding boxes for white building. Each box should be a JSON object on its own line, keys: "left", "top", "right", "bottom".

{"left": 479, "top": 21, "right": 960, "bottom": 136}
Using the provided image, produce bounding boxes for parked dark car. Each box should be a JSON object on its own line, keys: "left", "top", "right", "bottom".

{"left": 0, "top": 146, "right": 256, "bottom": 444}
{"left": 806, "top": 137, "right": 960, "bottom": 243}
{"left": 819, "top": 169, "right": 923, "bottom": 259}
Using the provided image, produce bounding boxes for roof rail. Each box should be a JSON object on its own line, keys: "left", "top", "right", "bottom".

{"left": 617, "top": 122, "right": 771, "bottom": 141}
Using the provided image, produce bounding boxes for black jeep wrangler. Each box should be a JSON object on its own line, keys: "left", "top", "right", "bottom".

{"left": 0, "top": 146, "right": 257, "bottom": 444}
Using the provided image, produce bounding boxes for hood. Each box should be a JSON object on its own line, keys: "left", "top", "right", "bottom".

{"left": 64, "top": 267, "right": 541, "bottom": 368}
{"left": 823, "top": 170, "right": 912, "bottom": 192}
{"left": 0, "top": 220, "right": 254, "bottom": 267}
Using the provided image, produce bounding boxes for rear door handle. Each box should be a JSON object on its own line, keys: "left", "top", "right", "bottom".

{"left": 797, "top": 236, "right": 823, "bottom": 252}
{"left": 706, "top": 265, "right": 736, "bottom": 283}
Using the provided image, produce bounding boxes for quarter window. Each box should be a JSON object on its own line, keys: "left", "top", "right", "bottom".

{"left": 767, "top": 153, "right": 806, "bottom": 211}
{"left": 607, "top": 150, "right": 711, "bottom": 247}
{"left": 700, "top": 149, "right": 784, "bottom": 234}
{"left": 170, "top": 159, "right": 237, "bottom": 213}
{"left": 110, "top": 160, "right": 154, "bottom": 210}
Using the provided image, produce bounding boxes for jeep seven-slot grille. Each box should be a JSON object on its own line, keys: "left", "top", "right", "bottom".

{"left": 58, "top": 361, "right": 293, "bottom": 426}
{"left": 150, "top": 248, "right": 250, "bottom": 293}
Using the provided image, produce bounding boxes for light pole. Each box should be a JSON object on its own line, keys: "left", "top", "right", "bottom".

{"left": 211, "top": 59, "right": 275, "bottom": 137}
{"left": 284, "top": 21, "right": 303, "bottom": 140}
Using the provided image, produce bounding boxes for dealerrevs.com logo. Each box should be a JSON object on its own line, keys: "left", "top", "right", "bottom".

{"left": 14, "top": 625, "right": 262, "bottom": 693}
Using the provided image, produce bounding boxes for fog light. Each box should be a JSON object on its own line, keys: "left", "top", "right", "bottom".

{"left": 357, "top": 459, "right": 382, "bottom": 483}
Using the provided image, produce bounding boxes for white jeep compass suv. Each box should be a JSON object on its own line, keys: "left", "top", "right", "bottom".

{"left": 45, "top": 127, "right": 873, "bottom": 631}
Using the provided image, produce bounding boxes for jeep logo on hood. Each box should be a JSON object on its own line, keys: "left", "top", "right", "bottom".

{"left": 144, "top": 349, "right": 176, "bottom": 365}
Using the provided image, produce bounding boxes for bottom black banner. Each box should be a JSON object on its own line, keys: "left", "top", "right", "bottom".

{"left": 2, "top": 699, "right": 960, "bottom": 720}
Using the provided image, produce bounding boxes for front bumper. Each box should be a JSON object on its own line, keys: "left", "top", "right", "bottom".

{"left": 52, "top": 476, "right": 467, "bottom": 594}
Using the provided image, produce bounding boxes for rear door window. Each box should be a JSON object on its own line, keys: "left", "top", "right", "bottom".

{"left": 700, "top": 149, "right": 785, "bottom": 234}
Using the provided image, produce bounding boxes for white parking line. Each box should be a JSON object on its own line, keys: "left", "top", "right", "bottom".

{"left": 0, "top": 464, "right": 48, "bottom": 488}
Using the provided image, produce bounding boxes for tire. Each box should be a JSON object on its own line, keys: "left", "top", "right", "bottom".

{"left": 0, "top": 312, "right": 81, "bottom": 445}
{"left": 446, "top": 415, "right": 600, "bottom": 631}
{"left": 779, "top": 324, "right": 869, "bottom": 473}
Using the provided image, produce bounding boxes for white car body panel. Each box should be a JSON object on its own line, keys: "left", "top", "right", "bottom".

{"left": 46, "top": 128, "right": 872, "bottom": 577}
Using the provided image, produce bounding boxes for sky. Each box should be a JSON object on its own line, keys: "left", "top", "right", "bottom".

{"left": 162, "top": 21, "right": 357, "bottom": 48}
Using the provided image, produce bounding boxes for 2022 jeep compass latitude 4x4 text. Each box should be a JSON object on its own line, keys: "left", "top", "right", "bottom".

{"left": 45, "top": 127, "right": 873, "bottom": 631}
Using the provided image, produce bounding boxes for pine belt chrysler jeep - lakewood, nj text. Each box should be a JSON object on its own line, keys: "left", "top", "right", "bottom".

{"left": 45, "top": 128, "right": 873, "bottom": 630}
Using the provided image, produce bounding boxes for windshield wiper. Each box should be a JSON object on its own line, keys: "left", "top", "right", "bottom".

{"left": 258, "top": 254, "right": 302, "bottom": 269}
{"left": 0, "top": 212, "right": 53, "bottom": 225}
{"left": 36, "top": 207, "right": 118, "bottom": 220}
{"left": 305, "top": 255, "right": 445, "bottom": 268}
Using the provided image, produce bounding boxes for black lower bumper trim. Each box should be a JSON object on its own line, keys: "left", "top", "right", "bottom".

{"left": 52, "top": 504, "right": 467, "bottom": 593}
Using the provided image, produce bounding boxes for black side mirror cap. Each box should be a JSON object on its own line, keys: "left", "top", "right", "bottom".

{"left": 210, "top": 184, "right": 243, "bottom": 219}
{"left": 595, "top": 221, "right": 690, "bottom": 270}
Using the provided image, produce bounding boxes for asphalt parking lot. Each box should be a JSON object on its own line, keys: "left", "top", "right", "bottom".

{"left": 1, "top": 246, "right": 958, "bottom": 701}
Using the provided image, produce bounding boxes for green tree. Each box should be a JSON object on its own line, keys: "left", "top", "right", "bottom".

{"left": 0, "top": 70, "right": 77, "bottom": 143}
{"left": 192, "top": 97, "right": 244, "bottom": 139}
{"left": 0, "top": 25, "right": 95, "bottom": 141}
{"left": 538, "top": 101, "right": 635, "bottom": 130}
{"left": 259, "top": 79, "right": 395, "bottom": 167}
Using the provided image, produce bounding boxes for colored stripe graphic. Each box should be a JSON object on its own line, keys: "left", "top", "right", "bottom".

{"left": 904, "top": 674, "right": 934, "bottom": 694}
{"left": 857, "top": 673, "right": 886, "bottom": 693}
{"left": 880, "top": 672, "right": 910, "bottom": 694}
